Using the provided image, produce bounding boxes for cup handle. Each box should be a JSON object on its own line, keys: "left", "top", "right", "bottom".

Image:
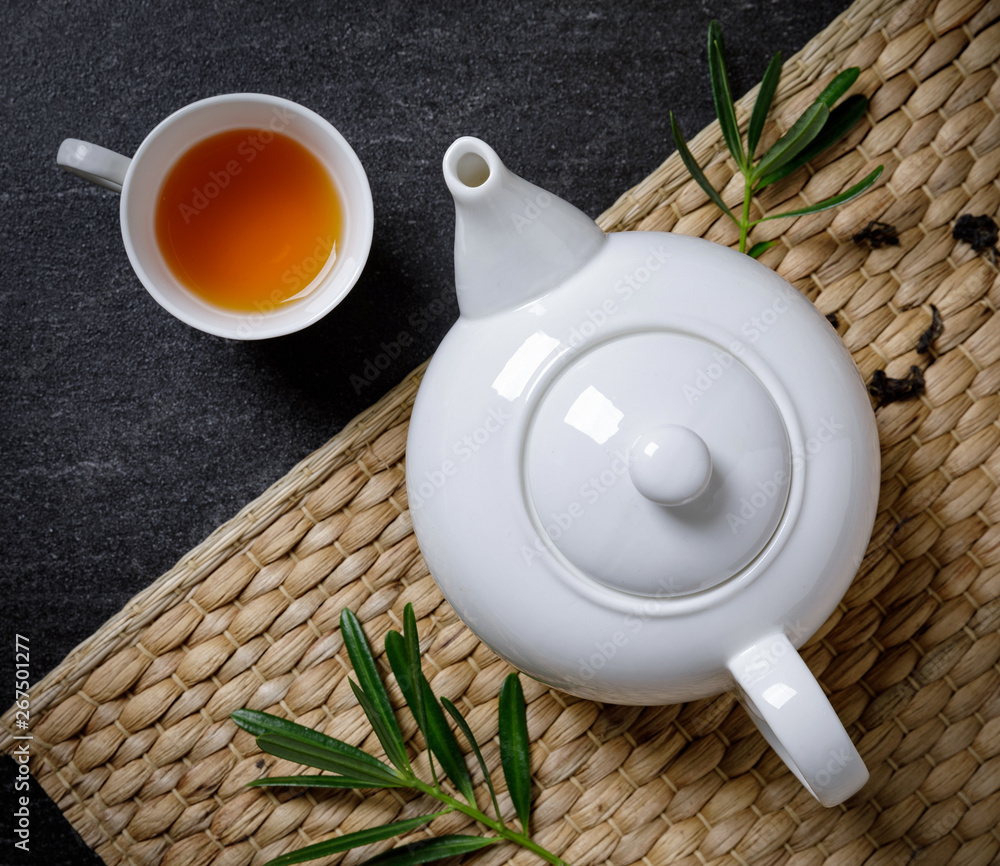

{"left": 57, "top": 139, "right": 131, "bottom": 193}
{"left": 728, "top": 632, "right": 868, "bottom": 807}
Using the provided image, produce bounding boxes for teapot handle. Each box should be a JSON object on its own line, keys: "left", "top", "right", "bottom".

{"left": 727, "top": 632, "right": 868, "bottom": 807}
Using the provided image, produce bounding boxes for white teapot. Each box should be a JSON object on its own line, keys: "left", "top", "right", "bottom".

{"left": 406, "top": 137, "right": 880, "bottom": 806}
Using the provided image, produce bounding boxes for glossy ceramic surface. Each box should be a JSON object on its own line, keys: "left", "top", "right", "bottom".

{"left": 407, "top": 137, "right": 880, "bottom": 805}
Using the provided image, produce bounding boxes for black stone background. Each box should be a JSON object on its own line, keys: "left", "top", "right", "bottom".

{"left": 1, "top": 0, "right": 851, "bottom": 862}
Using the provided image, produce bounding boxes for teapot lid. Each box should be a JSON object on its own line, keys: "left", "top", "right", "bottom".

{"left": 524, "top": 331, "right": 791, "bottom": 597}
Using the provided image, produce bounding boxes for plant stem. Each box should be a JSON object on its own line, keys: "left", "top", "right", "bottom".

{"left": 739, "top": 174, "right": 754, "bottom": 253}
{"left": 409, "top": 778, "right": 570, "bottom": 866}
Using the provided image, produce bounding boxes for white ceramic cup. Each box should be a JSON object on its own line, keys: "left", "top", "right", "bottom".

{"left": 57, "top": 93, "right": 374, "bottom": 340}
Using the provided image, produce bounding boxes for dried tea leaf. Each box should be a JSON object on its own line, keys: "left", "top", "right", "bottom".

{"left": 916, "top": 305, "right": 943, "bottom": 356}
{"left": 952, "top": 214, "right": 998, "bottom": 253}
{"left": 868, "top": 366, "right": 925, "bottom": 408}
{"left": 852, "top": 220, "right": 899, "bottom": 249}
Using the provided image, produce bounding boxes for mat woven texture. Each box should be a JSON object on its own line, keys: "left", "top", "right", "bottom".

{"left": 5, "top": 0, "right": 1000, "bottom": 863}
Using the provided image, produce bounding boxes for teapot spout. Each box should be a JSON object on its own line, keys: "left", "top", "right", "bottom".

{"left": 443, "top": 137, "right": 605, "bottom": 319}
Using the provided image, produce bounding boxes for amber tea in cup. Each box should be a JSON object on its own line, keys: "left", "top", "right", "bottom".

{"left": 57, "top": 94, "right": 373, "bottom": 339}
{"left": 155, "top": 128, "right": 342, "bottom": 312}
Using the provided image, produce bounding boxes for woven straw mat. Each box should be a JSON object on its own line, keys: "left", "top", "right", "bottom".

{"left": 4, "top": 0, "right": 1000, "bottom": 863}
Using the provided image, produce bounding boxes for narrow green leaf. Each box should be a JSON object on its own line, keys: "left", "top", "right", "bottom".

{"left": 708, "top": 28, "right": 745, "bottom": 168}
{"left": 420, "top": 679, "right": 476, "bottom": 805}
{"left": 349, "top": 835, "right": 498, "bottom": 866}
{"left": 386, "top": 611, "right": 443, "bottom": 788}
{"left": 498, "top": 673, "right": 532, "bottom": 832}
{"left": 403, "top": 604, "right": 428, "bottom": 735}
{"left": 262, "top": 812, "right": 449, "bottom": 866}
{"left": 670, "top": 111, "right": 736, "bottom": 221}
{"left": 231, "top": 708, "right": 287, "bottom": 738}
{"left": 757, "top": 165, "right": 884, "bottom": 222}
{"left": 441, "top": 697, "right": 502, "bottom": 821}
{"left": 751, "top": 102, "right": 829, "bottom": 183}
{"left": 232, "top": 710, "right": 402, "bottom": 784}
{"left": 248, "top": 775, "right": 385, "bottom": 789}
{"left": 707, "top": 19, "right": 724, "bottom": 50}
{"left": 350, "top": 679, "right": 411, "bottom": 772}
{"left": 815, "top": 67, "right": 860, "bottom": 108}
{"left": 385, "top": 631, "right": 421, "bottom": 721}
{"left": 401, "top": 606, "right": 434, "bottom": 780}
{"left": 256, "top": 733, "right": 403, "bottom": 786}
{"left": 747, "top": 51, "right": 782, "bottom": 160}
{"left": 341, "top": 609, "right": 409, "bottom": 772}
{"left": 756, "top": 94, "right": 868, "bottom": 188}
{"left": 402, "top": 606, "right": 422, "bottom": 681}
{"left": 747, "top": 240, "right": 778, "bottom": 258}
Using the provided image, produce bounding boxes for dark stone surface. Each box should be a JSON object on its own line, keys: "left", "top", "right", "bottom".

{"left": 1, "top": 0, "right": 848, "bottom": 862}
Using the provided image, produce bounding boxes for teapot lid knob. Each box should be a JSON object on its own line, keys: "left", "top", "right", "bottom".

{"left": 630, "top": 425, "right": 712, "bottom": 506}
{"left": 522, "top": 331, "right": 793, "bottom": 598}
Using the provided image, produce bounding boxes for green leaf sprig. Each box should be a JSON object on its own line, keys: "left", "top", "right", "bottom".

{"left": 231, "top": 604, "right": 566, "bottom": 866}
{"left": 670, "top": 21, "right": 884, "bottom": 257}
